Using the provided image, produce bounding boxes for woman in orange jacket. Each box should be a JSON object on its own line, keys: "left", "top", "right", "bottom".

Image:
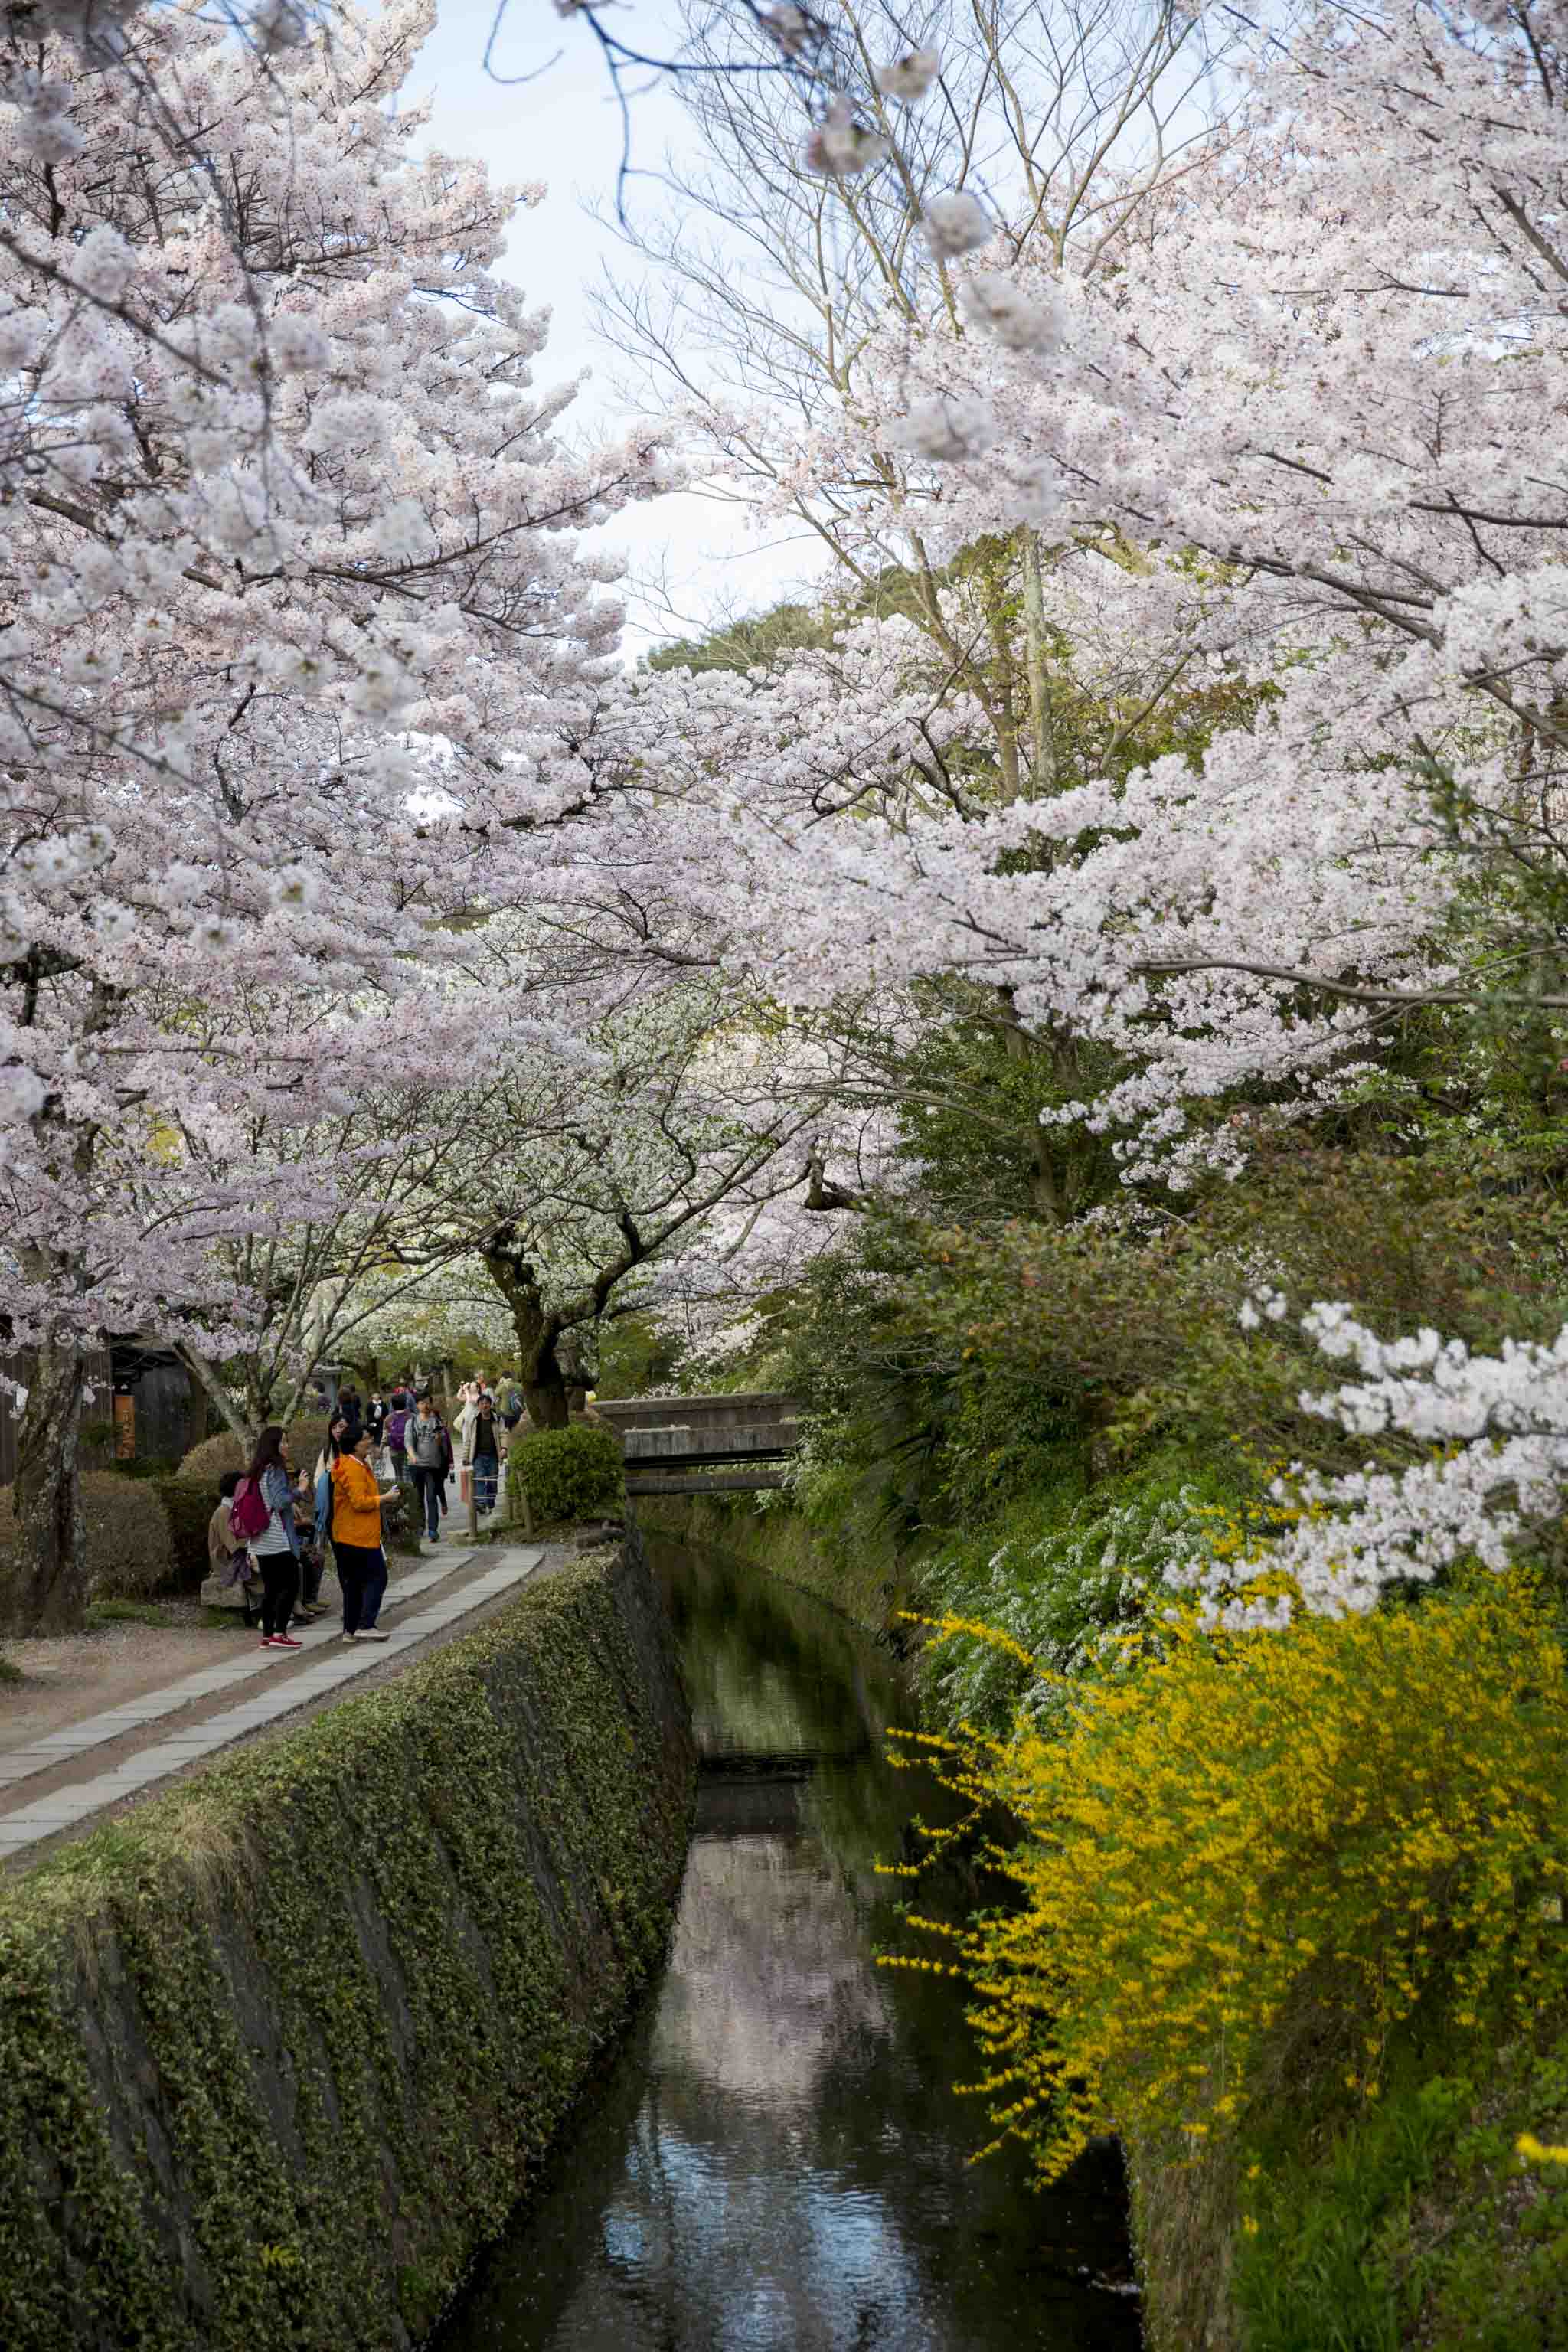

{"left": 328, "top": 1431, "right": 397, "bottom": 1641}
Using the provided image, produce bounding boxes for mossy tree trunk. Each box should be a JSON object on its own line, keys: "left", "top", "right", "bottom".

{"left": 2, "top": 1338, "right": 89, "bottom": 1635}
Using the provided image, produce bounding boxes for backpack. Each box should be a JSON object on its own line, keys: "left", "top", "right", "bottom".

{"left": 230, "top": 1474, "right": 272, "bottom": 1541}
{"left": 385, "top": 1406, "right": 410, "bottom": 1454}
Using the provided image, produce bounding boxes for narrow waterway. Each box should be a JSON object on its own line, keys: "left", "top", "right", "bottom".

{"left": 439, "top": 1540, "right": 1139, "bottom": 2352}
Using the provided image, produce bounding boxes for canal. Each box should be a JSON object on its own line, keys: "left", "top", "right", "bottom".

{"left": 439, "top": 1539, "right": 1140, "bottom": 2352}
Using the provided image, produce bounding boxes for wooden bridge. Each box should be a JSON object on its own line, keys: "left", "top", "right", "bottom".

{"left": 595, "top": 1393, "right": 802, "bottom": 1496}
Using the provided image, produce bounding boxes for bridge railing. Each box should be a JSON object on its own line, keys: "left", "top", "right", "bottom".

{"left": 595, "top": 1392, "right": 799, "bottom": 1436}
{"left": 593, "top": 1393, "right": 802, "bottom": 1494}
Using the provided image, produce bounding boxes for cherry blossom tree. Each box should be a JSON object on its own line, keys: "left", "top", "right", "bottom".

{"left": 398, "top": 959, "right": 858, "bottom": 1423}
{"left": 585, "top": 2, "right": 1568, "bottom": 1194}
{"left": 0, "top": 0, "right": 673, "bottom": 1627}
{"left": 546, "top": 0, "right": 1568, "bottom": 1609}
{"left": 591, "top": 0, "right": 1236, "bottom": 803}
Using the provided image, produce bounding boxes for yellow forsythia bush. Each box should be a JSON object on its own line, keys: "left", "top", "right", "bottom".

{"left": 895, "top": 1578, "right": 1568, "bottom": 2181}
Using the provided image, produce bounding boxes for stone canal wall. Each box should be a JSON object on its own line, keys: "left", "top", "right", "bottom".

{"left": 0, "top": 1539, "right": 695, "bottom": 2352}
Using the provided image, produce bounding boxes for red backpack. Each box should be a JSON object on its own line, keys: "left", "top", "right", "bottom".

{"left": 230, "top": 1475, "right": 272, "bottom": 1541}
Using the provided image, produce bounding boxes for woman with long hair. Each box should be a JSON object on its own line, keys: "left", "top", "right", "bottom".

{"left": 238, "top": 1425, "right": 303, "bottom": 1649}
{"left": 328, "top": 1429, "right": 398, "bottom": 1640}
{"left": 311, "top": 1411, "right": 350, "bottom": 1606}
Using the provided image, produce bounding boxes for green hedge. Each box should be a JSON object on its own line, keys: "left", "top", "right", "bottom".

{"left": 175, "top": 1415, "right": 324, "bottom": 1491}
{"left": 0, "top": 1549, "right": 692, "bottom": 2350}
{"left": 508, "top": 1423, "right": 624, "bottom": 1522}
{"left": 151, "top": 1477, "right": 214, "bottom": 1592}
{"left": 0, "top": 1475, "right": 172, "bottom": 1601}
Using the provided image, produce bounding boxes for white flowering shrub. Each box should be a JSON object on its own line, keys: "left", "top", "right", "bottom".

{"left": 1168, "top": 1300, "right": 1568, "bottom": 1629}
{"left": 916, "top": 1483, "right": 1220, "bottom": 1731}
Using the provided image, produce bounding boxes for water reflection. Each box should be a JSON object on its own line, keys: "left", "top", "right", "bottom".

{"left": 439, "top": 1544, "right": 1139, "bottom": 2352}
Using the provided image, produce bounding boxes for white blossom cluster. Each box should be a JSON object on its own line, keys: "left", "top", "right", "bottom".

{"left": 1168, "top": 1306, "right": 1568, "bottom": 1628}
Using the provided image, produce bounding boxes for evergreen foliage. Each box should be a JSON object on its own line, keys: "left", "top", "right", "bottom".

{"left": 0, "top": 1476, "right": 172, "bottom": 1602}
{"left": 508, "top": 1424, "right": 626, "bottom": 1524}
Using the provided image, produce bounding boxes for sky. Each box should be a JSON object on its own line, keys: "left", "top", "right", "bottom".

{"left": 408, "top": 0, "right": 829, "bottom": 653}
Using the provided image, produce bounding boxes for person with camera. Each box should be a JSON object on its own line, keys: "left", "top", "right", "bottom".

{"left": 328, "top": 1429, "right": 398, "bottom": 1640}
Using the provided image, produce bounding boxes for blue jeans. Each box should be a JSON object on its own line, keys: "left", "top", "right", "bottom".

{"left": 412, "top": 1465, "right": 443, "bottom": 1540}
{"left": 472, "top": 1454, "right": 498, "bottom": 1515}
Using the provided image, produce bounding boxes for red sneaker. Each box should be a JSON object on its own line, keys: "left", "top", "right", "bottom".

{"left": 269, "top": 1635, "right": 302, "bottom": 1649}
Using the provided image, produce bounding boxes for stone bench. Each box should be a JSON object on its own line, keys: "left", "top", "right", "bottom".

{"left": 200, "top": 1573, "right": 260, "bottom": 1613}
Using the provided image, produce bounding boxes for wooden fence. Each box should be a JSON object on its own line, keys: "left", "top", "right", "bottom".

{"left": 0, "top": 1341, "right": 205, "bottom": 1487}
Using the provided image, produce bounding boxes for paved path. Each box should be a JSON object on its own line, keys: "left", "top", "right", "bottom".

{"left": 0, "top": 1545, "right": 544, "bottom": 1861}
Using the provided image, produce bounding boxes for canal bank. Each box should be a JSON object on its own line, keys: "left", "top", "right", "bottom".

{"left": 0, "top": 1540, "right": 694, "bottom": 2352}
{"left": 621, "top": 1496, "right": 1568, "bottom": 2352}
{"left": 436, "top": 1534, "right": 1139, "bottom": 2352}
{"left": 629, "top": 1491, "right": 902, "bottom": 1639}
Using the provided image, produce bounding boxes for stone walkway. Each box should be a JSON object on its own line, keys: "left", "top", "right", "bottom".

{"left": 0, "top": 1544, "right": 544, "bottom": 1862}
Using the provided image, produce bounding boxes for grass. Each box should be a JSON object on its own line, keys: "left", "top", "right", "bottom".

{"left": 1234, "top": 2027, "right": 1568, "bottom": 2350}
{"left": 0, "top": 1652, "right": 22, "bottom": 1684}
{"left": 84, "top": 1599, "right": 174, "bottom": 1630}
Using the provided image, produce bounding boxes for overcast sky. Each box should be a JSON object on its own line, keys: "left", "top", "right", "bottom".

{"left": 410, "top": 0, "right": 828, "bottom": 652}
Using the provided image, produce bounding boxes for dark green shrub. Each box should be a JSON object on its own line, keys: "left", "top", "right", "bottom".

{"left": 508, "top": 1424, "right": 624, "bottom": 1523}
{"left": 0, "top": 1475, "right": 172, "bottom": 1600}
{"left": 152, "top": 1477, "right": 217, "bottom": 1592}
{"left": 175, "top": 1414, "right": 322, "bottom": 1489}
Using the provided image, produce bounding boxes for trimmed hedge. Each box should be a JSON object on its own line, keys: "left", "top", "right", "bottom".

{"left": 175, "top": 1414, "right": 325, "bottom": 1491}
{"left": 0, "top": 1543, "right": 693, "bottom": 2350}
{"left": 507, "top": 1423, "right": 624, "bottom": 1523}
{"left": 152, "top": 1478, "right": 215, "bottom": 1592}
{"left": 0, "top": 1475, "right": 173, "bottom": 1602}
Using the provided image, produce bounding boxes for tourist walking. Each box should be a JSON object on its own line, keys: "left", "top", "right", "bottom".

{"left": 384, "top": 1387, "right": 413, "bottom": 1488}
{"left": 366, "top": 1389, "right": 387, "bottom": 1443}
{"left": 328, "top": 1431, "right": 397, "bottom": 1640}
{"left": 337, "top": 1382, "right": 364, "bottom": 1442}
{"left": 233, "top": 1427, "right": 303, "bottom": 1649}
{"left": 405, "top": 1393, "right": 451, "bottom": 1544}
{"left": 462, "top": 1393, "right": 502, "bottom": 1518}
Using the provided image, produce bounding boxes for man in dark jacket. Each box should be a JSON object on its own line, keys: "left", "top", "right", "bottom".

{"left": 384, "top": 1389, "right": 412, "bottom": 1485}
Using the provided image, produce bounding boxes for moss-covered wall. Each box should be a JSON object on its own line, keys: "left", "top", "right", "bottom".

{"left": 632, "top": 1493, "right": 895, "bottom": 1635}
{"left": 0, "top": 1539, "right": 694, "bottom": 2352}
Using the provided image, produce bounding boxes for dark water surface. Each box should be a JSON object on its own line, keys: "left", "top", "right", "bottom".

{"left": 438, "top": 1543, "right": 1140, "bottom": 2352}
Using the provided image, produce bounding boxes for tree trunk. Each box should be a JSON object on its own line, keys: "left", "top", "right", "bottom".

{"left": 480, "top": 1229, "right": 573, "bottom": 1428}
{"left": 175, "top": 1345, "right": 255, "bottom": 1449}
{"left": 1020, "top": 527, "right": 1057, "bottom": 799}
{"left": 181, "top": 1358, "right": 211, "bottom": 1457}
{"left": 997, "top": 985, "right": 1068, "bottom": 1225}
{"left": 518, "top": 1317, "right": 570, "bottom": 1428}
{"left": 522, "top": 1357, "right": 570, "bottom": 1429}
{"left": 2, "top": 1342, "right": 90, "bottom": 1635}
